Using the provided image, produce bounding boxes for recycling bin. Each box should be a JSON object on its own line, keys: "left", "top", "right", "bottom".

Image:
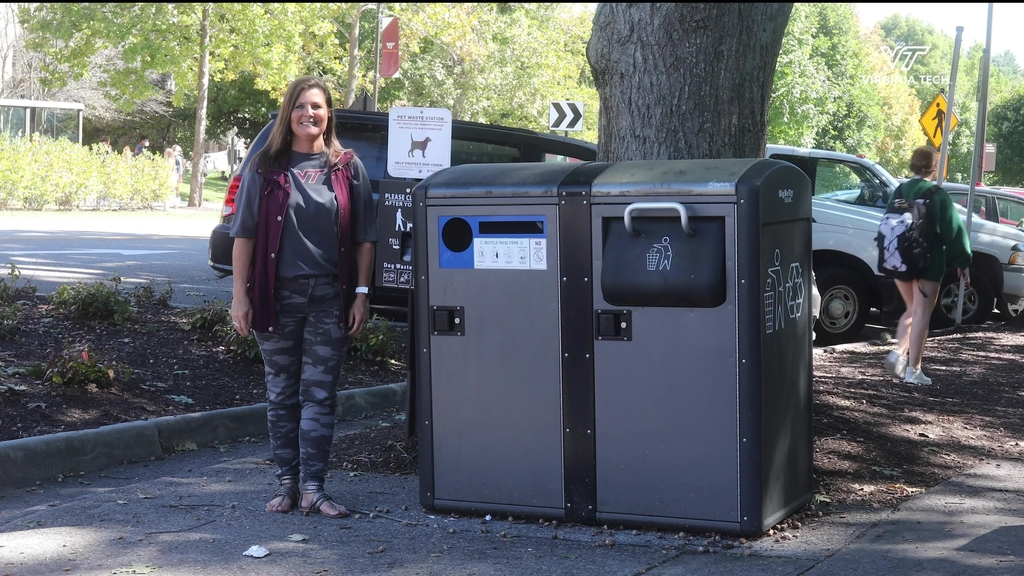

{"left": 412, "top": 158, "right": 812, "bottom": 536}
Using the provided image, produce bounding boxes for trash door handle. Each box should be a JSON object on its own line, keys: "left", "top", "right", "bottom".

{"left": 623, "top": 202, "right": 696, "bottom": 238}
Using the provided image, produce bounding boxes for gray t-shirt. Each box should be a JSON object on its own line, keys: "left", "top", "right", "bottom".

{"left": 231, "top": 152, "right": 379, "bottom": 280}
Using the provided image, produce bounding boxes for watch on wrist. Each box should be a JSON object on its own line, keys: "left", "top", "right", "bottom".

{"left": 354, "top": 286, "right": 370, "bottom": 294}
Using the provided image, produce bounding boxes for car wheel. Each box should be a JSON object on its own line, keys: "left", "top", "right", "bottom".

{"left": 998, "top": 296, "right": 1024, "bottom": 319}
{"left": 931, "top": 272, "right": 994, "bottom": 328}
{"left": 813, "top": 267, "right": 869, "bottom": 345}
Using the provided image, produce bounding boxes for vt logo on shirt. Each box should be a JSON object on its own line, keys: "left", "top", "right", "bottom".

{"left": 294, "top": 168, "right": 327, "bottom": 184}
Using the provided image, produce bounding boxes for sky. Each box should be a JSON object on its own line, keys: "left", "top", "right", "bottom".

{"left": 854, "top": 3, "right": 1024, "bottom": 64}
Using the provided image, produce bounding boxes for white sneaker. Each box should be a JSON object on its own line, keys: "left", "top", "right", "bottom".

{"left": 883, "top": 351, "right": 908, "bottom": 379}
{"left": 904, "top": 367, "right": 933, "bottom": 385}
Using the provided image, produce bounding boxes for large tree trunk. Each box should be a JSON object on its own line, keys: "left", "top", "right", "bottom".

{"left": 587, "top": 3, "right": 792, "bottom": 162}
{"left": 188, "top": 4, "right": 212, "bottom": 208}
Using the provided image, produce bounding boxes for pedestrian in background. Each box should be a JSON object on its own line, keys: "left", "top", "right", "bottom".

{"left": 163, "top": 148, "right": 178, "bottom": 209}
{"left": 883, "top": 146, "right": 972, "bottom": 385}
{"left": 133, "top": 136, "right": 150, "bottom": 157}
{"left": 229, "top": 75, "right": 378, "bottom": 519}
{"left": 172, "top": 145, "right": 185, "bottom": 203}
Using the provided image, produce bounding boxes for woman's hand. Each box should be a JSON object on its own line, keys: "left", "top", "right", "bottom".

{"left": 957, "top": 267, "right": 971, "bottom": 289}
{"left": 348, "top": 293, "right": 370, "bottom": 336}
{"left": 231, "top": 294, "right": 253, "bottom": 336}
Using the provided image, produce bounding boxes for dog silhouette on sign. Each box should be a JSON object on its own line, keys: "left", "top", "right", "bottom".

{"left": 409, "top": 133, "right": 431, "bottom": 158}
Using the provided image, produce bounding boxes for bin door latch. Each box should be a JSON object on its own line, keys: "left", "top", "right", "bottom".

{"left": 431, "top": 306, "right": 464, "bottom": 336}
{"left": 594, "top": 309, "right": 632, "bottom": 341}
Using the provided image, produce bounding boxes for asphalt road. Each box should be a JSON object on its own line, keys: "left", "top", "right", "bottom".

{"left": 0, "top": 210, "right": 235, "bottom": 308}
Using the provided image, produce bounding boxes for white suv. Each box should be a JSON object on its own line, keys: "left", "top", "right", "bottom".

{"left": 766, "top": 145, "right": 1024, "bottom": 344}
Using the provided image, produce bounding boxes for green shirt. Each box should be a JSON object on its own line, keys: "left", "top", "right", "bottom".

{"left": 886, "top": 177, "right": 972, "bottom": 283}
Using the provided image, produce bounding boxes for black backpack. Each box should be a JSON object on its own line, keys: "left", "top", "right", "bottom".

{"left": 876, "top": 183, "right": 938, "bottom": 280}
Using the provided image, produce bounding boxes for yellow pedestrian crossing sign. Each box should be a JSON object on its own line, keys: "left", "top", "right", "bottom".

{"left": 919, "top": 93, "right": 959, "bottom": 149}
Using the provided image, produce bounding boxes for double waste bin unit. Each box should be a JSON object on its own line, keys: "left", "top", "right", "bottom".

{"left": 410, "top": 158, "right": 813, "bottom": 536}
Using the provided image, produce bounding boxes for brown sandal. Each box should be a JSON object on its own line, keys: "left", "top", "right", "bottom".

{"left": 299, "top": 481, "right": 350, "bottom": 518}
{"left": 266, "top": 474, "right": 299, "bottom": 514}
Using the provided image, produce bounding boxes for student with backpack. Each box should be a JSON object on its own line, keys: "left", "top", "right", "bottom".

{"left": 877, "top": 146, "right": 972, "bottom": 385}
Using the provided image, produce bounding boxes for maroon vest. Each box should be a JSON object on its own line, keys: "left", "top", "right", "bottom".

{"left": 247, "top": 150, "right": 356, "bottom": 333}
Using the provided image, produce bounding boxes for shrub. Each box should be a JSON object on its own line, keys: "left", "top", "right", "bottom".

{"left": 183, "top": 300, "right": 232, "bottom": 334}
{"left": 0, "top": 263, "right": 37, "bottom": 304}
{"left": 349, "top": 316, "right": 402, "bottom": 363}
{"left": 182, "top": 300, "right": 261, "bottom": 360}
{"left": 132, "top": 280, "right": 175, "bottom": 308}
{"left": 0, "top": 133, "right": 170, "bottom": 211}
{"left": 0, "top": 303, "right": 20, "bottom": 339}
{"left": 39, "top": 341, "right": 129, "bottom": 389}
{"left": 51, "top": 275, "right": 133, "bottom": 325}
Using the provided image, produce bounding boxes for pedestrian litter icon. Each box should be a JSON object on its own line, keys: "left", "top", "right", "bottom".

{"left": 647, "top": 237, "right": 673, "bottom": 271}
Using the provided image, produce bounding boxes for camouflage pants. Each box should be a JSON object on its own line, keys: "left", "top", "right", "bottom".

{"left": 254, "top": 275, "right": 347, "bottom": 485}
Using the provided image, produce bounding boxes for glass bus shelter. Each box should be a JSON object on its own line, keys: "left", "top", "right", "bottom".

{"left": 0, "top": 98, "right": 84, "bottom": 143}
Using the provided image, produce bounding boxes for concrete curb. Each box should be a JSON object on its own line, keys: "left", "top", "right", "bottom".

{"left": 0, "top": 381, "right": 407, "bottom": 489}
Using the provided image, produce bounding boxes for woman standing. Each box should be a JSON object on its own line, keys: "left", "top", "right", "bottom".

{"left": 230, "top": 76, "right": 378, "bottom": 518}
{"left": 883, "top": 146, "right": 971, "bottom": 385}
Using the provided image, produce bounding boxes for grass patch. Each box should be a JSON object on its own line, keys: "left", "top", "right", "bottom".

{"left": 179, "top": 172, "right": 230, "bottom": 205}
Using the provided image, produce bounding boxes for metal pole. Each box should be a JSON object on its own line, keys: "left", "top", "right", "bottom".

{"left": 372, "top": 3, "right": 382, "bottom": 112}
{"left": 957, "top": 4, "right": 993, "bottom": 327}
{"left": 936, "top": 27, "right": 963, "bottom": 188}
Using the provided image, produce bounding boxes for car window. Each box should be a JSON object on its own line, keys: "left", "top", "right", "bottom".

{"left": 948, "top": 192, "right": 986, "bottom": 219}
{"left": 545, "top": 153, "right": 585, "bottom": 163}
{"left": 337, "top": 122, "right": 388, "bottom": 182}
{"left": 814, "top": 159, "right": 889, "bottom": 207}
{"left": 995, "top": 196, "right": 1024, "bottom": 228}
{"left": 451, "top": 139, "right": 520, "bottom": 165}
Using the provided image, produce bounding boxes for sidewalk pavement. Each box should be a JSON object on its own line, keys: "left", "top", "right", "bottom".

{"left": 1, "top": 382, "right": 1022, "bottom": 575}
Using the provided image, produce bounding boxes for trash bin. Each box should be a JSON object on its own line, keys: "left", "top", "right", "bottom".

{"left": 412, "top": 158, "right": 812, "bottom": 536}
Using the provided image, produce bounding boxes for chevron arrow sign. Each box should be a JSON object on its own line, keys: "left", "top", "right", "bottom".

{"left": 549, "top": 100, "right": 584, "bottom": 131}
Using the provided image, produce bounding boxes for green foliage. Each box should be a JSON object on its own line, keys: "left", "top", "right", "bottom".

{"left": 51, "top": 275, "right": 133, "bottom": 325}
{"left": 183, "top": 300, "right": 231, "bottom": 334}
{"left": 988, "top": 91, "right": 1024, "bottom": 187}
{"left": 769, "top": 4, "right": 919, "bottom": 171}
{"left": 349, "top": 317, "right": 402, "bottom": 364}
{"left": 39, "top": 341, "right": 128, "bottom": 389}
{"left": 0, "top": 263, "right": 37, "bottom": 305}
{"left": 0, "top": 135, "right": 169, "bottom": 210}
{"left": 131, "top": 280, "right": 175, "bottom": 308}
{"left": 182, "top": 300, "right": 261, "bottom": 360}
{"left": 384, "top": 4, "right": 599, "bottom": 142}
{"left": 0, "top": 303, "right": 20, "bottom": 340}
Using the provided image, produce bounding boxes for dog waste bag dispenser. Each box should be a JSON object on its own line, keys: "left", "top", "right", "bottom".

{"left": 412, "top": 159, "right": 813, "bottom": 537}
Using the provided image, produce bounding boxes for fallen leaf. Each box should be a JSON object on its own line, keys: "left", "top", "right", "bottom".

{"left": 166, "top": 395, "right": 194, "bottom": 404}
{"left": 117, "top": 500, "right": 129, "bottom": 505}
{"left": 213, "top": 443, "right": 231, "bottom": 452}
{"left": 135, "top": 492, "right": 155, "bottom": 500}
{"left": 174, "top": 441, "right": 199, "bottom": 453}
{"left": 872, "top": 466, "right": 903, "bottom": 477}
{"left": 347, "top": 472, "right": 363, "bottom": 477}
{"left": 172, "top": 370, "right": 189, "bottom": 376}
{"left": 20, "top": 520, "right": 43, "bottom": 528}
{"left": 285, "top": 534, "right": 309, "bottom": 542}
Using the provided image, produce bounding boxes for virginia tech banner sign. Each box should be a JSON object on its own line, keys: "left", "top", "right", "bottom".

{"left": 381, "top": 17, "right": 400, "bottom": 78}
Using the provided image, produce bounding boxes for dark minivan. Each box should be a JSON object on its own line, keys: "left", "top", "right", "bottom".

{"left": 208, "top": 109, "right": 597, "bottom": 310}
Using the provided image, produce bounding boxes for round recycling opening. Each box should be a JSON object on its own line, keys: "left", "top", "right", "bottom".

{"left": 441, "top": 217, "right": 473, "bottom": 253}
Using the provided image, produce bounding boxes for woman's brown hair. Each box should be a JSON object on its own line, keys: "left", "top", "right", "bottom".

{"left": 254, "top": 76, "right": 350, "bottom": 171}
{"left": 909, "top": 146, "right": 937, "bottom": 177}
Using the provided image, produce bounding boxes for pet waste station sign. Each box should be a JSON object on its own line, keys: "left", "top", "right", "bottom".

{"left": 387, "top": 107, "right": 452, "bottom": 178}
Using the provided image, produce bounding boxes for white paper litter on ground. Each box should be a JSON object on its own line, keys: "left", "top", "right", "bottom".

{"left": 243, "top": 545, "right": 270, "bottom": 558}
